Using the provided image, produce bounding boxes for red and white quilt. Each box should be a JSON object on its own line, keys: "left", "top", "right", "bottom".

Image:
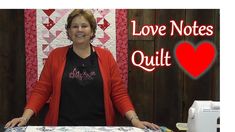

{"left": 24, "top": 9, "right": 128, "bottom": 100}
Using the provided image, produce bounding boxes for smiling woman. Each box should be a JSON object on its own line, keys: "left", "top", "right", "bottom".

{"left": 4, "top": 9, "right": 159, "bottom": 131}
{"left": 67, "top": 12, "right": 95, "bottom": 58}
{"left": 1, "top": 9, "right": 220, "bottom": 132}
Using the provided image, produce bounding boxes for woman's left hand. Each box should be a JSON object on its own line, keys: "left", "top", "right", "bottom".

{"left": 131, "top": 118, "right": 160, "bottom": 131}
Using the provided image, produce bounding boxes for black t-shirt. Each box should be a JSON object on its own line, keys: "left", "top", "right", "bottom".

{"left": 58, "top": 46, "right": 106, "bottom": 126}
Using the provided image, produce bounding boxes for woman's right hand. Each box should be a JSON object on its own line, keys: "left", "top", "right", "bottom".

{"left": 4, "top": 117, "right": 28, "bottom": 128}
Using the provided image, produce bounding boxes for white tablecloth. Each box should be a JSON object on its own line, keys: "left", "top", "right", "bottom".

{"left": 5, "top": 126, "right": 161, "bottom": 132}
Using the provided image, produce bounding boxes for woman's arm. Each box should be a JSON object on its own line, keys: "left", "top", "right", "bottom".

{"left": 106, "top": 50, "right": 159, "bottom": 130}
{"left": 125, "top": 110, "right": 159, "bottom": 130}
{"left": 4, "top": 109, "right": 34, "bottom": 128}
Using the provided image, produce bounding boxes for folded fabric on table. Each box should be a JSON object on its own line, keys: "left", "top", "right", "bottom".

{"left": 159, "top": 126, "right": 173, "bottom": 132}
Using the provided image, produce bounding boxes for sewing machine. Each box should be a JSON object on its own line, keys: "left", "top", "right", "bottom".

{"left": 177, "top": 100, "right": 220, "bottom": 132}
{"left": 187, "top": 100, "right": 220, "bottom": 132}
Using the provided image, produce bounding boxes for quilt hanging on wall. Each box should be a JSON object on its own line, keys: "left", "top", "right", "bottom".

{"left": 24, "top": 9, "right": 128, "bottom": 100}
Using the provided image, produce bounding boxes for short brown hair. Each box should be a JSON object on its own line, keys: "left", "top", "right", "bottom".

{"left": 66, "top": 9, "right": 97, "bottom": 40}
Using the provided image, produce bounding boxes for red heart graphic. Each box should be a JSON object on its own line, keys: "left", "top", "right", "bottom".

{"left": 175, "top": 41, "right": 216, "bottom": 79}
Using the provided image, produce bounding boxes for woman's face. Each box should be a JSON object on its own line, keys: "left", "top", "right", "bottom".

{"left": 68, "top": 15, "right": 93, "bottom": 45}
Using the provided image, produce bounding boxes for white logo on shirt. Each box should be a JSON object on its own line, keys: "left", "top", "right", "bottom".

{"left": 69, "top": 68, "right": 96, "bottom": 80}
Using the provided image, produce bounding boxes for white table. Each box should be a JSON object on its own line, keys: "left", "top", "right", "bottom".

{"left": 5, "top": 126, "right": 161, "bottom": 132}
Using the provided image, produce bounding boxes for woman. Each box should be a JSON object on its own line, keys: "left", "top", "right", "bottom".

{"left": 5, "top": 9, "right": 159, "bottom": 130}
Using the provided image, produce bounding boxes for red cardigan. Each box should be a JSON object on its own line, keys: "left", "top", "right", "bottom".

{"left": 25, "top": 45, "right": 134, "bottom": 126}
